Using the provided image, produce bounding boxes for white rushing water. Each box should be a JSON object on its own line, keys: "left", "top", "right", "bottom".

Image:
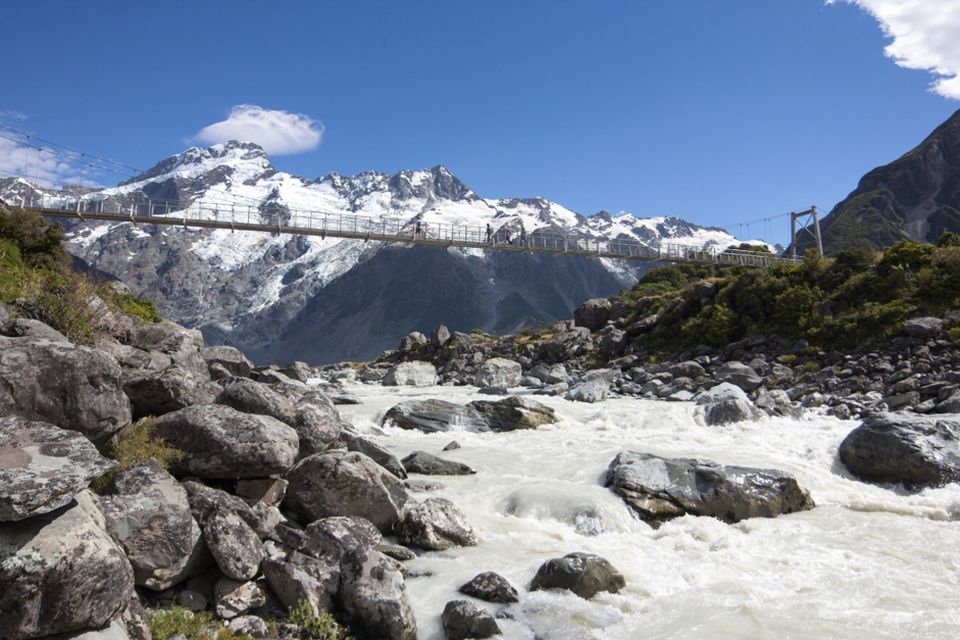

{"left": 336, "top": 384, "right": 960, "bottom": 640}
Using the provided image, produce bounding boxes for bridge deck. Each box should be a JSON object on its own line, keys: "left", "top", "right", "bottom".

{"left": 21, "top": 197, "right": 796, "bottom": 267}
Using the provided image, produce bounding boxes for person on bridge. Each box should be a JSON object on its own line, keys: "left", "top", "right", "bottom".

{"left": 519, "top": 223, "right": 527, "bottom": 247}
{"left": 415, "top": 216, "right": 423, "bottom": 239}
{"left": 486, "top": 223, "right": 493, "bottom": 244}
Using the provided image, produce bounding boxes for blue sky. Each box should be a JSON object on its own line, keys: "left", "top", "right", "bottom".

{"left": 3, "top": 1, "right": 959, "bottom": 244}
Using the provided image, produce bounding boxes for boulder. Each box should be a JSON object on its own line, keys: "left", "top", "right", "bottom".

{"left": 529, "top": 362, "right": 569, "bottom": 384}
{"left": 538, "top": 327, "right": 593, "bottom": 363}
{"left": 228, "top": 616, "right": 269, "bottom": 639}
{"left": 383, "top": 361, "right": 437, "bottom": 387}
{"left": 384, "top": 396, "right": 556, "bottom": 433}
{"left": 473, "top": 358, "right": 522, "bottom": 388}
{"left": 469, "top": 396, "right": 557, "bottom": 431}
{"left": 127, "top": 322, "right": 207, "bottom": 377}
{"left": 235, "top": 478, "right": 288, "bottom": 507}
{"left": 216, "top": 378, "right": 341, "bottom": 458}
{"left": 565, "top": 379, "right": 609, "bottom": 403}
{"left": 343, "top": 433, "right": 407, "bottom": 479}
{"left": 441, "top": 600, "right": 500, "bottom": 640}
{"left": 715, "top": 361, "right": 763, "bottom": 392}
{"left": 1, "top": 317, "right": 69, "bottom": 342}
{"left": 182, "top": 481, "right": 259, "bottom": 533}
{"left": 838, "top": 413, "right": 960, "bottom": 487}
{"left": 285, "top": 451, "right": 409, "bottom": 532}
{"left": 0, "top": 491, "right": 135, "bottom": 640}
{"left": 279, "top": 361, "right": 312, "bottom": 383}
{"left": 669, "top": 360, "right": 705, "bottom": 379}
{"left": 96, "top": 460, "right": 204, "bottom": 590}
{"left": 903, "top": 316, "right": 943, "bottom": 338}
{"left": 459, "top": 572, "right": 519, "bottom": 603}
{"left": 398, "top": 331, "right": 428, "bottom": 352}
{"left": 432, "top": 325, "right": 451, "bottom": 347}
{"left": 695, "top": 383, "right": 758, "bottom": 425}
{"left": 306, "top": 516, "right": 383, "bottom": 557}
{"left": 0, "top": 336, "right": 131, "bottom": 441}
{"left": 395, "top": 497, "right": 478, "bottom": 551}
{"left": 574, "top": 298, "right": 613, "bottom": 331}
{"left": 530, "top": 552, "right": 625, "bottom": 599}
{"left": 152, "top": 405, "right": 299, "bottom": 479}
{"left": 201, "top": 346, "right": 254, "bottom": 378}
{"left": 934, "top": 392, "right": 960, "bottom": 414}
{"left": 123, "top": 366, "right": 218, "bottom": 418}
{"left": 261, "top": 553, "right": 340, "bottom": 614}
{"left": 606, "top": 451, "right": 814, "bottom": 526}
{"left": 214, "top": 578, "right": 267, "bottom": 619}
{"left": 203, "top": 508, "right": 264, "bottom": 581}
{"left": 0, "top": 416, "right": 114, "bottom": 521}
{"left": 338, "top": 548, "right": 417, "bottom": 640}
{"left": 401, "top": 451, "right": 476, "bottom": 476}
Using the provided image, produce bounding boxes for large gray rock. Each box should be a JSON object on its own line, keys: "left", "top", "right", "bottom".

{"left": 383, "top": 361, "right": 437, "bottom": 387}
{"left": 0, "top": 416, "right": 114, "bottom": 521}
{"left": 203, "top": 508, "right": 264, "bottom": 581}
{"left": 716, "top": 361, "right": 763, "bottom": 392}
{"left": 0, "top": 336, "right": 131, "bottom": 440}
{"left": 306, "top": 516, "right": 383, "bottom": 557}
{"left": 903, "top": 316, "right": 943, "bottom": 338}
{"left": 474, "top": 358, "right": 522, "bottom": 388}
{"left": 606, "top": 451, "right": 814, "bottom": 526}
{"left": 338, "top": 548, "right": 417, "bottom": 640}
{"left": 441, "top": 600, "right": 500, "bottom": 640}
{"left": 285, "top": 451, "right": 409, "bottom": 532}
{"left": 181, "top": 481, "right": 269, "bottom": 539}
{"left": 839, "top": 413, "right": 960, "bottom": 487}
{"left": 530, "top": 552, "right": 625, "bottom": 599}
{"left": 152, "top": 405, "right": 299, "bottom": 478}
{"left": 529, "top": 362, "right": 569, "bottom": 384}
{"left": 0, "top": 317, "right": 69, "bottom": 342}
{"left": 343, "top": 433, "right": 407, "bottom": 479}
{"left": 202, "top": 345, "right": 254, "bottom": 378}
{"left": 127, "top": 322, "right": 207, "bottom": 377}
{"left": 123, "top": 366, "right": 219, "bottom": 418}
{"left": 401, "top": 451, "right": 476, "bottom": 476}
{"left": 574, "top": 298, "right": 613, "bottom": 331}
{"left": 385, "top": 396, "right": 556, "bottom": 433}
{"left": 0, "top": 491, "right": 136, "bottom": 640}
{"left": 96, "top": 460, "right": 204, "bottom": 590}
{"left": 459, "top": 572, "right": 519, "bottom": 603}
{"left": 214, "top": 577, "right": 267, "bottom": 619}
{"left": 261, "top": 552, "right": 340, "bottom": 614}
{"left": 696, "top": 383, "right": 758, "bottom": 426}
{"left": 565, "top": 379, "right": 609, "bottom": 403}
{"left": 216, "top": 378, "right": 341, "bottom": 457}
{"left": 395, "top": 497, "right": 478, "bottom": 551}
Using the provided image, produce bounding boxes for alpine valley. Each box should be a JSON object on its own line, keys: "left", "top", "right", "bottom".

{"left": 0, "top": 142, "right": 749, "bottom": 364}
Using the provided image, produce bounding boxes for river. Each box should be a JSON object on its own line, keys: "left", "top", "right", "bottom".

{"left": 336, "top": 383, "right": 960, "bottom": 640}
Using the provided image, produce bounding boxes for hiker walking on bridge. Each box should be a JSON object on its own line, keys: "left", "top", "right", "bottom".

{"left": 486, "top": 223, "right": 493, "bottom": 244}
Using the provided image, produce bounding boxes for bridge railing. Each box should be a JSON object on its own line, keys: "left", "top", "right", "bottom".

{"left": 13, "top": 192, "right": 800, "bottom": 267}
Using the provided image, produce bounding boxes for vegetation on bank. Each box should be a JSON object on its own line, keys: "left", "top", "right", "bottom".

{"left": 149, "top": 607, "right": 252, "bottom": 640}
{"left": 287, "top": 600, "right": 351, "bottom": 640}
{"left": 615, "top": 231, "right": 960, "bottom": 356}
{"left": 0, "top": 207, "right": 162, "bottom": 342}
{"left": 91, "top": 417, "right": 184, "bottom": 492}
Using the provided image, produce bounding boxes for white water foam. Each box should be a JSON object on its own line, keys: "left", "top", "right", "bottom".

{"left": 336, "top": 384, "right": 960, "bottom": 640}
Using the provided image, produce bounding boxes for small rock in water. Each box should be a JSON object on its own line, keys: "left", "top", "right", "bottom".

{"left": 402, "top": 451, "right": 476, "bottom": 476}
{"left": 459, "top": 571, "right": 520, "bottom": 603}
{"left": 443, "top": 440, "right": 461, "bottom": 451}
{"left": 441, "top": 600, "right": 501, "bottom": 640}
{"left": 530, "top": 552, "right": 625, "bottom": 599}
{"left": 396, "top": 497, "right": 478, "bottom": 550}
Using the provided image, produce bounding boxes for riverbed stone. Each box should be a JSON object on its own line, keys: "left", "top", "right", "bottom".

{"left": 470, "top": 396, "right": 557, "bottom": 431}
{"left": 385, "top": 396, "right": 556, "bottom": 433}
{"left": 343, "top": 432, "right": 407, "bottom": 478}
{"left": 152, "top": 404, "right": 299, "bottom": 478}
{"left": 261, "top": 552, "right": 340, "bottom": 614}
{"left": 474, "top": 357, "right": 522, "bottom": 388}
{"left": 838, "top": 413, "right": 960, "bottom": 487}
{"left": 214, "top": 578, "right": 267, "bottom": 619}
{"left": 204, "top": 508, "right": 264, "bottom": 581}
{"left": 285, "top": 451, "right": 409, "bottom": 533}
{"left": 716, "top": 360, "right": 763, "bottom": 392}
{"left": 0, "top": 416, "right": 114, "bottom": 521}
{"left": 201, "top": 345, "right": 253, "bottom": 378}
{"left": 606, "top": 451, "right": 814, "bottom": 526}
{"left": 441, "top": 600, "right": 501, "bottom": 640}
{"left": 0, "top": 491, "right": 136, "bottom": 640}
{"left": 530, "top": 552, "right": 625, "bottom": 599}
{"left": 0, "top": 336, "right": 131, "bottom": 441}
{"left": 401, "top": 451, "right": 476, "bottom": 476}
{"left": 383, "top": 361, "right": 437, "bottom": 386}
{"left": 96, "top": 459, "right": 204, "bottom": 590}
{"left": 338, "top": 548, "right": 417, "bottom": 640}
{"left": 123, "top": 366, "right": 219, "bottom": 418}
{"left": 574, "top": 298, "right": 613, "bottom": 331}
{"left": 459, "top": 571, "right": 519, "bottom": 603}
{"left": 395, "top": 497, "right": 478, "bottom": 550}
{"left": 696, "top": 383, "right": 758, "bottom": 425}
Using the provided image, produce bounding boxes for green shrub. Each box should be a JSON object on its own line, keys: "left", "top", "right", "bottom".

{"left": 287, "top": 600, "right": 350, "bottom": 640}
{"left": 92, "top": 417, "right": 183, "bottom": 492}
{"left": 149, "top": 607, "right": 251, "bottom": 640}
{"left": 108, "top": 289, "right": 163, "bottom": 323}
{"left": 947, "top": 326, "right": 960, "bottom": 346}
{"left": 0, "top": 208, "right": 68, "bottom": 271}
{"left": 14, "top": 268, "right": 106, "bottom": 344}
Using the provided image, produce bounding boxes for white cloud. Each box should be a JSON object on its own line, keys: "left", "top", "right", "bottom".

{"left": 0, "top": 109, "right": 27, "bottom": 122}
{"left": 0, "top": 136, "right": 100, "bottom": 189}
{"left": 830, "top": 0, "right": 960, "bottom": 99}
{"left": 196, "top": 105, "right": 324, "bottom": 155}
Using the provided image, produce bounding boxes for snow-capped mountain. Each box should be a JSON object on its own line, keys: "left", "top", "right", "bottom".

{"left": 0, "top": 141, "right": 750, "bottom": 363}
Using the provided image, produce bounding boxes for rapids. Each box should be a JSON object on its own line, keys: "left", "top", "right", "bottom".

{"left": 336, "top": 384, "right": 960, "bottom": 640}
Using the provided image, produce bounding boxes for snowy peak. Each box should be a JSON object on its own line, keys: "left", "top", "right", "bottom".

{"left": 122, "top": 140, "right": 273, "bottom": 186}
{"left": 388, "top": 165, "right": 475, "bottom": 202}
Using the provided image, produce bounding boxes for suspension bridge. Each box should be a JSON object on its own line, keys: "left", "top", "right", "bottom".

{"left": 11, "top": 193, "right": 805, "bottom": 268}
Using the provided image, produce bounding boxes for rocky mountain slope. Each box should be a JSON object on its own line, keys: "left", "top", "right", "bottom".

{"left": 0, "top": 142, "right": 748, "bottom": 363}
{"left": 794, "top": 108, "right": 960, "bottom": 255}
